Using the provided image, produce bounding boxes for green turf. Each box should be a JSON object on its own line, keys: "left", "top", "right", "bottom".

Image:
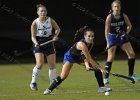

{"left": 0, "top": 59, "right": 140, "bottom": 100}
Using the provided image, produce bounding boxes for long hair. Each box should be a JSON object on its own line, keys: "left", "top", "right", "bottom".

{"left": 73, "top": 26, "right": 88, "bottom": 42}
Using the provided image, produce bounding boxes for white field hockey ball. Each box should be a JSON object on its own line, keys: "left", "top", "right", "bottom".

{"left": 105, "top": 91, "right": 110, "bottom": 96}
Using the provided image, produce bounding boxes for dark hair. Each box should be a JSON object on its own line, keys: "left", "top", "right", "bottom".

{"left": 73, "top": 26, "right": 94, "bottom": 42}
{"left": 36, "top": 4, "right": 46, "bottom": 11}
{"left": 109, "top": 0, "right": 122, "bottom": 13}
{"left": 83, "top": 28, "right": 94, "bottom": 36}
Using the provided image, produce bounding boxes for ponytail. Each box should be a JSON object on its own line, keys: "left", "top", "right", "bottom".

{"left": 73, "top": 26, "right": 88, "bottom": 42}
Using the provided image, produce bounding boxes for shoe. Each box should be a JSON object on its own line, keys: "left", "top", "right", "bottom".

{"left": 103, "top": 78, "right": 109, "bottom": 84}
{"left": 98, "top": 87, "right": 112, "bottom": 93}
{"left": 128, "top": 74, "right": 140, "bottom": 81}
{"left": 43, "top": 89, "right": 51, "bottom": 95}
{"left": 30, "top": 83, "right": 38, "bottom": 90}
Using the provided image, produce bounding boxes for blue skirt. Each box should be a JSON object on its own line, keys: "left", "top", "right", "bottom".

{"left": 63, "top": 51, "right": 80, "bottom": 64}
{"left": 108, "top": 33, "right": 129, "bottom": 47}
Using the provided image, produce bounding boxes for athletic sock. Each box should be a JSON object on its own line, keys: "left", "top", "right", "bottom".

{"left": 104, "top": 62, "right": 112, "bottom": 78}
{"left": 31, "top": 66, "right": 40, "bottom": 83}
{"left": 49, "top": 67, "right": 56, "bottom": 85}
{"left": 94, "top": 70, "right": 104, "bottom": 87}
{"left": 128, "top": 58, "right": 135, "bottom": 76}
{"left": 48, "top": 76, "right": 63, "bottom": 91}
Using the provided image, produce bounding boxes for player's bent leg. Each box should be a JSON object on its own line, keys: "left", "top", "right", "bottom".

{"left": 127, "top": 58, "right": 140, "bottom": 81}
{"left": 94, "top": 70, "right": 104, "bottom": 86}
{"left": 43, "top": 76, "right": 63, "bottom": 95}
{"left": 104, "top": 62, "right": 112, "bottom": 84}
{"left": 94, "top": 70, "right": 112, "bottom": 92}
{"left": 44, "top": 61, "right": 72, "bottom": 95}
{"left": 49, "top": 67, "right": 56, "bottom": 84}
{"left": 30, "top": 65, "right": 41, "bottom": 90}
{"left": 121, "top": 43, "right": 140, "bottom": 81}
{"left": 47, "top": 54, "right": 57, "bottom": 85}
{"left": 104, "top": 47, "right": 116, "bottom": 84}
{"left": 30, "top": 53, "right": 44, "bottom": 90}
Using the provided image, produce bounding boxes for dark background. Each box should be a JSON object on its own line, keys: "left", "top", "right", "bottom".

{"left": 0, "top": 0, "right": 140, "bottom": 58}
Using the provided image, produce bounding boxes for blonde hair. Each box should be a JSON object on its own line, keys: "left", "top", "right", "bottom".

{"left": 109, "top": 0, "right": 122, "bottom": 13}
{"left": 36, "top": 4, "right": 47, "bottom": 11}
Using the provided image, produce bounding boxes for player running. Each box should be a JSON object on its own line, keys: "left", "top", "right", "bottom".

{"left": 43, "top": 27, "right": 112, "bottom": 95}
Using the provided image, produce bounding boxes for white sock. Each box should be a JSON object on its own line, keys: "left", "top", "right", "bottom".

{"left": 49, "top": 67, "right": 56, "bottom": 85}
{"left": 31, "top": 66, "right": 40, "bottom": 83}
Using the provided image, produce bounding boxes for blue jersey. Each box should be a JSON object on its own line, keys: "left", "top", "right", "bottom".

{"left": 108, "top": 13, "right": 129, "bottom": 47}
{"left": 110, "top": 13, "right": 127, "bottom": 34}
{"left": 63, "top": 39, "right": 93, "bottom": 64}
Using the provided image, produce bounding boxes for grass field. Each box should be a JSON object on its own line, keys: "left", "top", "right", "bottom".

{"left": 0, "top": 59, "right": 140, "bottom": 100}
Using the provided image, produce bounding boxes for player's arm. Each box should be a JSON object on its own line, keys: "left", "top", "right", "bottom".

{"left": 77, "top": 42, "right": 106, "bottom": 74}
{"left": 81, "top": 52, "right": 94, "bottom": 71}
{"left": 51, "top": 18, "right": 61, "bottom": 38}
{"left": 123, "top": 13, "right": 132, "bottom": 34}
{"left": 84, "top": 60, "right": 93, "bottom": 71}
{"left": 105, "top": 14, "right": 111, "bottom": 48}
{"left": 31, "top": 21, "right": 39, "bottom": 47}
{"left": 80, "top": 53, "right": 91, "bottom": 70}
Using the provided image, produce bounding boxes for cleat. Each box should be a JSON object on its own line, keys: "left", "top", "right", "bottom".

{"left": 128, "top": 74, "right": 140, "bottom": 81}
{"left": 30, "top": 83, "right": 38, "bottom": 90}
{"left": 98, "top": 87, "right": 112, "bottom": 93}
{"left": 103, "top": 78, "right": 109, "bottom": 84}
{"left": 43, "top": 89, "right": 51, "bottom": 95}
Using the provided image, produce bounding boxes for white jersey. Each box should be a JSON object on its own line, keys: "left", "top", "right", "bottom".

{"left": 34, "top": 17, "right": 52, "bottom": 37}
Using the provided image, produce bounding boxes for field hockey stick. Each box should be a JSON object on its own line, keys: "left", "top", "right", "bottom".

{"left": 124, "top": 34, "right": 140, "bottom": 46}
{"left": 86, "top": 65, "right": 134, "bottom": 84}
{"left": 94, "top": 45, "right": 114, "bottom": 59}
{"left": 109, "top": 72, "right": 135, "bottom": 84}
{"left": 40, "top": 39, "right": 56, "bottom": 46}
{"left": 14, "top": 39, "right": 58, "bottom": 56}
{"left": 83, "top": 58, "right": 135, "bottom": 84}
{"left": 94, "top": 48, "right": 108, "bottom": 58}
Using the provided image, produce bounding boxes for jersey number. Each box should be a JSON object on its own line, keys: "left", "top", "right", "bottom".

{"left": 115, "top": 27, "right": 121, "bottom": 33}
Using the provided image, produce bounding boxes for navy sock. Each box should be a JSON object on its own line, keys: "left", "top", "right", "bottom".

{"left": 128, "top": 58, "right": 135, "bottom": 76}
{"left": 94, "top": 70, "right": 104, "bottom": 87}
{"left": 104, "top": 62, "right": 112, "bottom": 78}
{"left": 48, "top": 76, "right": 63, "bottom": 91}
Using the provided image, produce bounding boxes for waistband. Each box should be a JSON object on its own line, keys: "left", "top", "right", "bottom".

{"left": 36, "top": 35, "right": 52, "bottom": 38}
{"left": 109, "top": 33, "right": 118, "bottom": 35}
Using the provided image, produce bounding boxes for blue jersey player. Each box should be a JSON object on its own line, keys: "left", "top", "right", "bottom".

{"left": 43, "top": 28, "right": 112, "bottom": 95}
{"left": 103, "top": 0, "right": 140, "bottom": 84}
